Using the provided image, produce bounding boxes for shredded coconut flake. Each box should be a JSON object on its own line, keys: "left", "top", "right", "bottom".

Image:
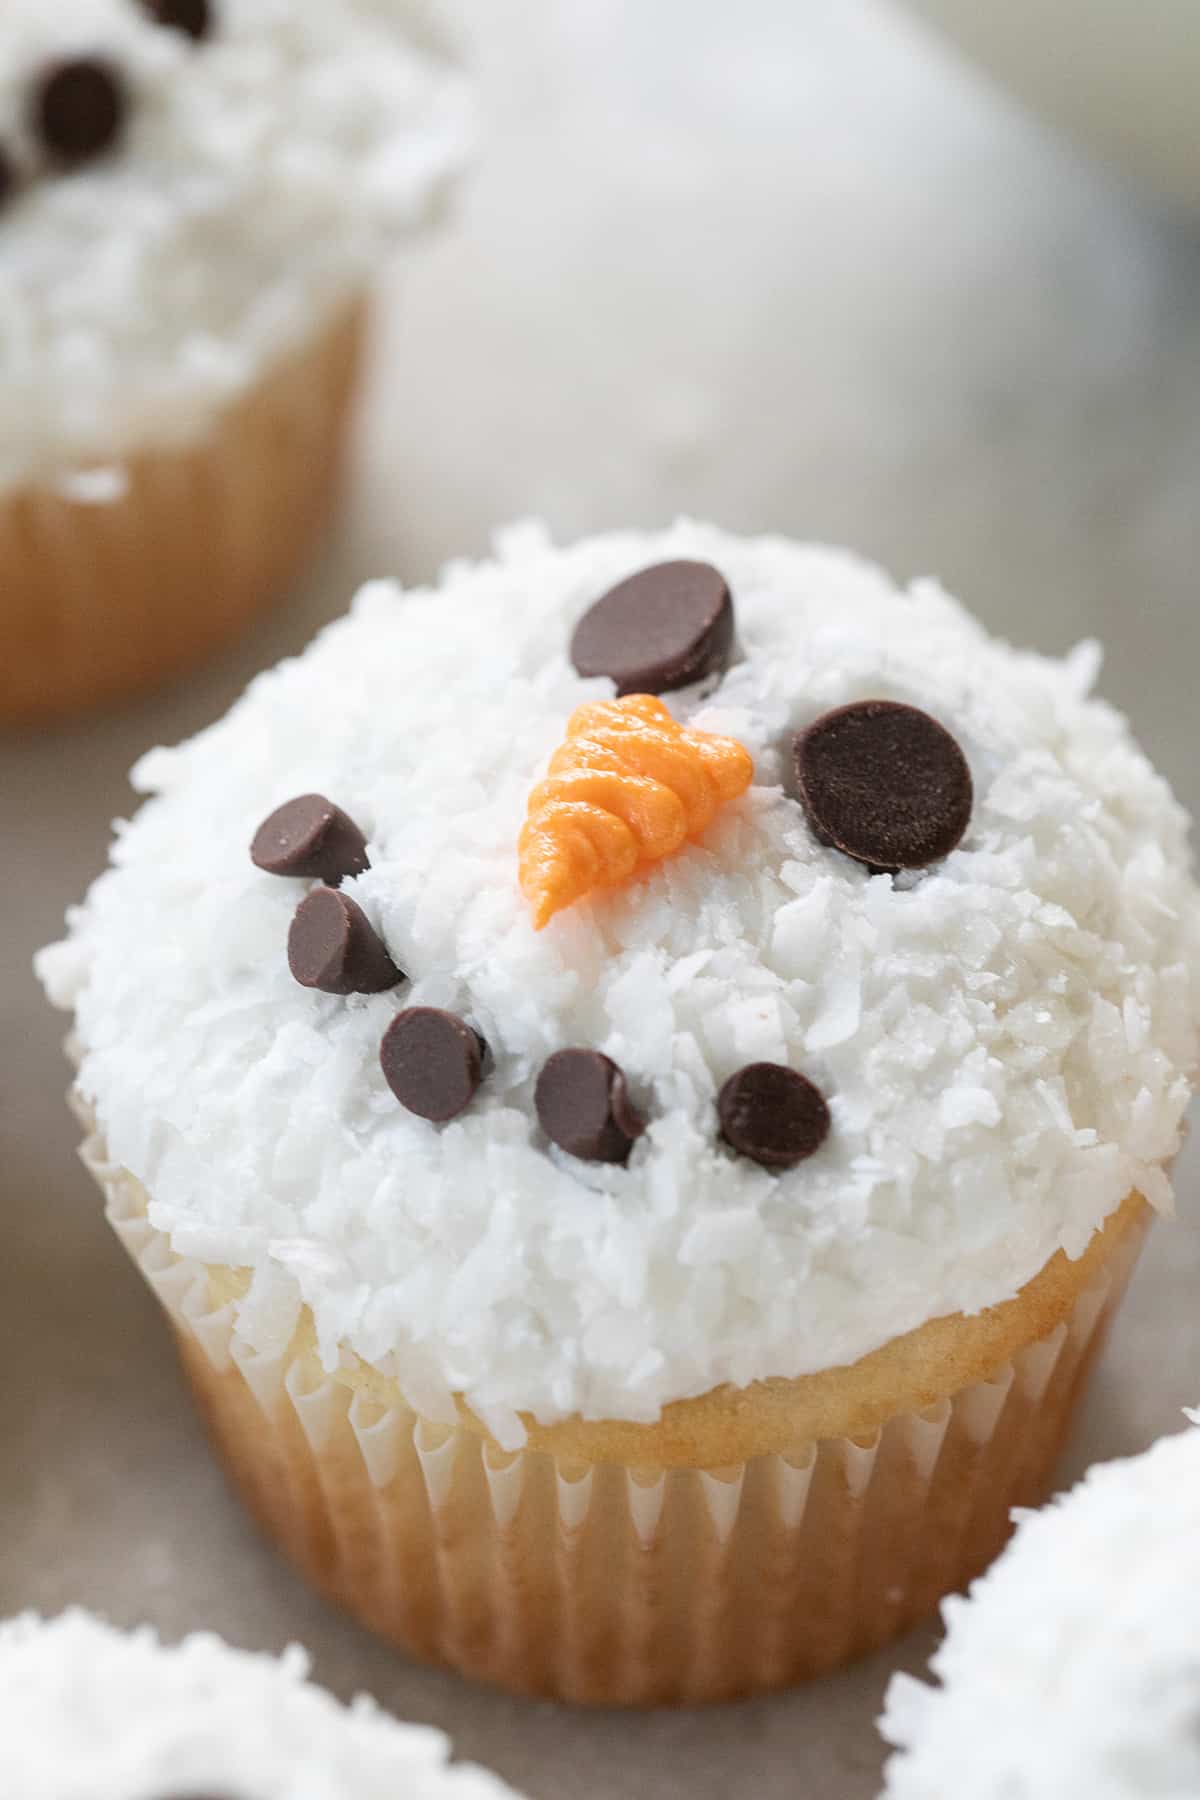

{"left": 36, "top": 522, "right": 1200, "bottom": 1431}
{"left": 880, "top": 1418, "right": 1200, "bottom": 1799}
{"left": 1, "top": 1611, "right": 523, "bottom": 1798}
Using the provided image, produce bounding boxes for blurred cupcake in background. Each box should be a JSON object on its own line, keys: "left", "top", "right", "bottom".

{"left": 0, "top": 0, "right": 471, "bottom": 726}
{"left": 880, "top": 1413, "right": 1200, "bottom": 1799}
{"left": 4, "top": 1609, "right": 524, "bottom": 1797}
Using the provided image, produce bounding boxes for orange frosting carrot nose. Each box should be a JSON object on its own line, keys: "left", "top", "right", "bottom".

{"left": 519, "top": 694, "right": 754, "bottom": 928}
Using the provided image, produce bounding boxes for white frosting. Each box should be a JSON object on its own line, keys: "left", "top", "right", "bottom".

{"left": 0, "top": 0, "right": 472, "bottom": 491}
{"left": 37, "top": 522, "right": 1200, "bottom": 1443}
{"left": 1, "top": 1610, "right": 523, "bottom": 1799}
{"left": 880, "top": 1415, "right": 1200, "bottom": 1799}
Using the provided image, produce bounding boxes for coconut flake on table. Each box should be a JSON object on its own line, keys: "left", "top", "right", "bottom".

{"left": 1, "top": 1610, "right": 524, "bottom": 1799}
{"left": 879, "top": 1415, "right": 1200, "bottom": 1800}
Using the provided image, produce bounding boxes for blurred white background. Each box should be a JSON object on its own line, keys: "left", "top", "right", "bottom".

{"left": 906, "top": 0, "right": 1200, "bottom": 213}
{"left": 361, "top": 0, "right": 1200, "bottom": 804}
{"left": 5, "top": 3, "right": 1200, "bottom": 1796}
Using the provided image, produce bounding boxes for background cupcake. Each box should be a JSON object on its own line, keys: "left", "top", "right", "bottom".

{"left": 0, "top": 0, "right": 471, "bottom": 726}
{"left": 879, "top": 1413, "right": 1200, "bottom": 1798}
{"left": 4, "top": 1608, "right": 525, "bottom": 1796}
{"left": 37, "top": 521, "right": 1200, "bottom": 1704}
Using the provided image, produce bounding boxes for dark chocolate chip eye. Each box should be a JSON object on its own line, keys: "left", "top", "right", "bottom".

{"left": 718, "top": 1063, "right": 830, "bottom": 1170}
{"left": 535, "top": 1049, "right": 645, "bottom": 1165}
{"left": 140, "top": 0, "right": 216, "bottom": 41}
{"left": 380, "top": 1008, "right": 487, "bottom": 1123}
{"left": 792, "top": 700, "right": 972, "bottom": 874}
{"left": 34, "top": 57, "right": 129, "bottom": 167}
{"left": 571, "top": 561, "right": 735, "bottom": 697}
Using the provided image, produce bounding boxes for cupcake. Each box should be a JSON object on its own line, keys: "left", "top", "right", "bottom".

{"left": 879, "top": 1414, "right": 1200, "bottom": 1798}
{"left": 4, "top": 1608, "right": 524, "bottom": 1796}
{"left": 36, "top": 522, "right": 1200, "bottom": 1704}
{"left": 0, "top": 0, "right": 471, "bottom": 726}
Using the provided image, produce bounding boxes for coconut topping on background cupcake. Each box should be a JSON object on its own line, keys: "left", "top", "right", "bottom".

{"left": 38, "top": 521, "right": 1200, "bottom": 1446}
{"left": 3, "top": 1610, "right": 524, "bottom": 1798}
{"left": 879, "top": 1415, "right": 1200, "bottom": 1799}
{"left": 0, "top": 0, "right": 472, "bottom": 491}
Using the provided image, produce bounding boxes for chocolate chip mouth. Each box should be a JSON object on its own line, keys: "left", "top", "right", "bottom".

{"left": 718, "top": 1064, "right": 831, "bottom": 1170}
{"left": 288, "top": 889, "right": 402, "bottom": 996}
{"left": 380, "top": 1007, "right": 487, "bottom": 1123}
{"left": 535, "top": 1048, "right": 645, "bottom": 1165}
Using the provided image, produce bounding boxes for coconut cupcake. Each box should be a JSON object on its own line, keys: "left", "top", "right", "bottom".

{"left": 3, "top": 1609, "right": 524, "bottom": 1797}
{"left": 37, "top": 522, "right": 1200, "bottom": 1703}
{"left": 0, "top": 0, "right": 471, "bottom": 725}
{"left": 879, "top": 1414, "right": 1200, "bottom": 1798}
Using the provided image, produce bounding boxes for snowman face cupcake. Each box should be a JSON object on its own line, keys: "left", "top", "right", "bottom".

{"left": 0, "top": 0, "right": 471, "bottom": 489}
{"left": 39, "top": 522, "right": 1200, "bottom": 1445}
{"left": 3, "top": 1611, "right": 524, "bottom": 1799}
{"left": 880, "top": 1418, "right": 1200, "bottom": 1800}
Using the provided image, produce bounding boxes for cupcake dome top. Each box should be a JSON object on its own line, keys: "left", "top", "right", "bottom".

{"left": 3, "top": 1610, "right": 524, "bottom": 1799}
{"left": 880, "top": 1417, "right": 1200, "bottom": 1799}
{"left": 0, "top": 0, "right": 472, "bottom": 491}
{"left": 38, "top": 522, "right": 1200, "bottom": 1442}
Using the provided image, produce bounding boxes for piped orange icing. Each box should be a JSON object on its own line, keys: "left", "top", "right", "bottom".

{"left": 519, "top": 694, "right": 754, "bottom": 928}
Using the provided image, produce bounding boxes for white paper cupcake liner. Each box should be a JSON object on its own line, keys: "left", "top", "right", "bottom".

{"left": 1, "top": 297, "right": 366, "bottom": 726}
{"left": 77, "top": 1113, "right": 1147, "bottom": 1706}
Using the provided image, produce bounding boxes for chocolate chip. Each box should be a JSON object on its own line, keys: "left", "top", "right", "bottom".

{"left": 288, "top": 889, "right": 402, "bottom": 996}
{"left": 571, "top": 560, "right": 735, "bottom": 697}
{"left": 718, "top": 1064, "right": 830, "bottom": 1170}
{"left": 141, "top": 0, "right": 215, "bottom": 38}
{"left": 34, "top": 58, "right": 128, "bottom": 167}
{"left": 535, "top": 1049, "right": 645, "bottom": 1165}
{"left": 251, "top": 795, "right": 370, "bottom": 886}
{"left": 380, "top": 1008, "right": 486, "bottom": 1122}
{"left": 793, "top": 700, "right": 972, "bottom": 873}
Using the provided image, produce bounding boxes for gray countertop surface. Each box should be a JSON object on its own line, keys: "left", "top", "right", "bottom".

{"left": 4, "top": 2, "right": 1200, "bottom": 1795}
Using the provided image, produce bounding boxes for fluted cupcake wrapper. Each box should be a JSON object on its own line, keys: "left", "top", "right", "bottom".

{"left": 78, "top": 1114, "right": 1147, "bottom": 1706}
{"left": 1, "top": 298, "right": 367, "bottom": 727}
